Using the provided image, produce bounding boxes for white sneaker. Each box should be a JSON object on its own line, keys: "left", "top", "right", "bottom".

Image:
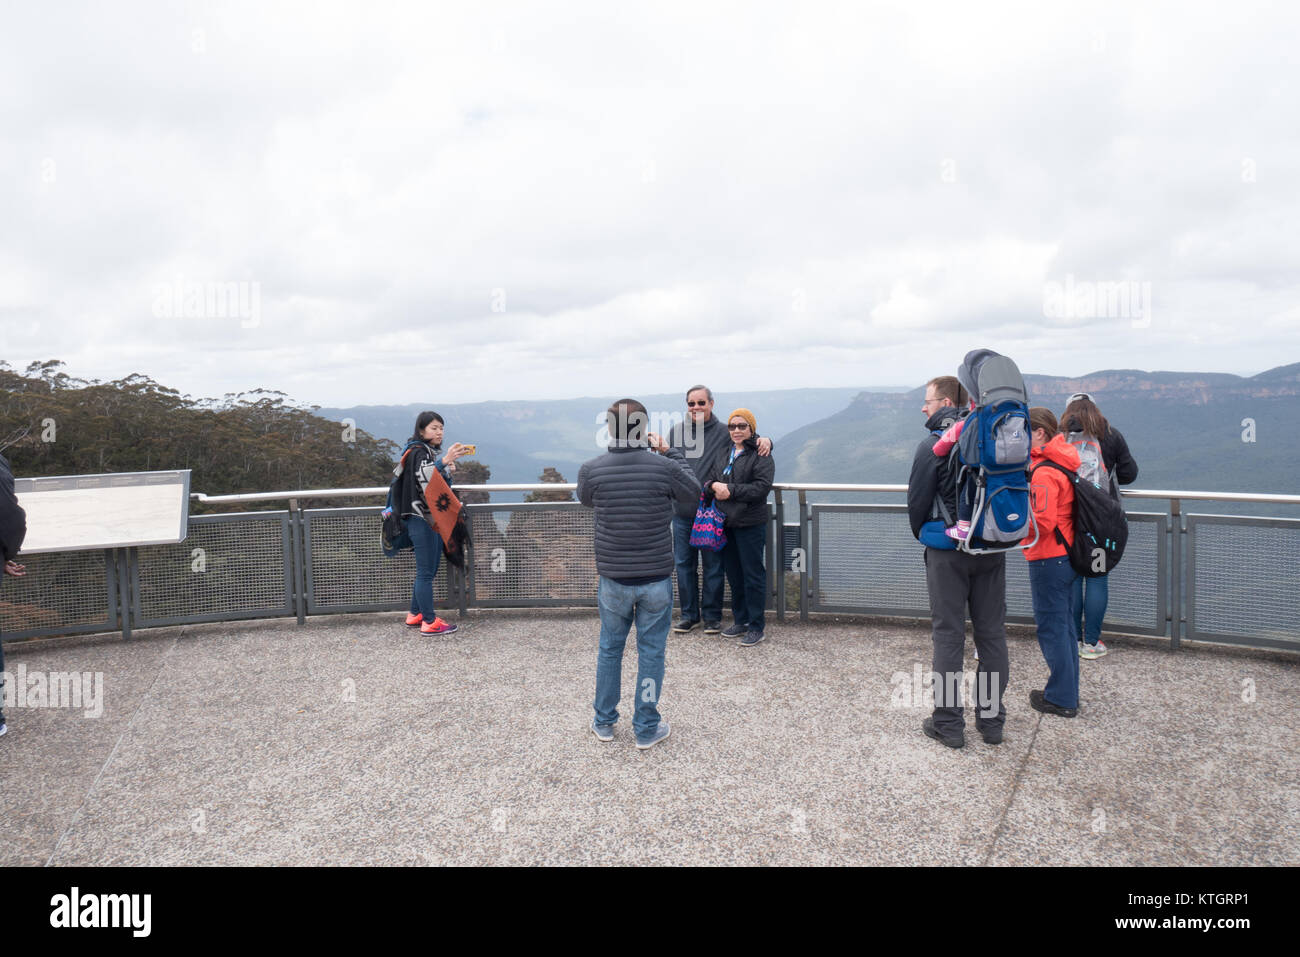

{"left": 1080, "top": 640, "right": 1108, "bottom": 660}
{"left": 0, "top": 722, "right": 7, "bottom": 737}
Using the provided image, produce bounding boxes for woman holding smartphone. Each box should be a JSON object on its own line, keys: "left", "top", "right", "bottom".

{"left": 395, "top": 411, "right": 469, "bottom": 635}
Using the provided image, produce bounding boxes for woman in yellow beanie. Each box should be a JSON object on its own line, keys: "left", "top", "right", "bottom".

{"left": 704, "top": 408, "right": 775, "bottom": 646}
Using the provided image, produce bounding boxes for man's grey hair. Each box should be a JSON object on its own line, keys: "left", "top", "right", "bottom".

{"left": 685, "top": 385, "right": 713, "bottom": 403}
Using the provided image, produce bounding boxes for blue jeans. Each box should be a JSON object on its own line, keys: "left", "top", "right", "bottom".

{"left": 1029, "top": 556, "right": 1080, "bottom": 709}
{"left": 672, "top": 515, "right": 724, "bottom": 622}
{"left": 406, "top": 515, "right": 442, "bottom": 619}
{"left": 593, "top": 576, "right": 672, "bottom": 741}
{"left": 721, "top": 522, "right": 766, "bottom": 632}
{"left": 1071, "top": 573, "right": 1109, "bottom": 646}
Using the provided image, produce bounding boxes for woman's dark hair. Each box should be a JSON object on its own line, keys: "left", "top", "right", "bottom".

{"left": 1061, "top": 397, "right": 1109, "bottom": 439}
{"left": 410, "top": 411, "right": 444, "bottom": 444}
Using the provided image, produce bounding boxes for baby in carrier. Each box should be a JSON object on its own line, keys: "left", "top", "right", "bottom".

{"left": 932, "top": 402, "right": 975, "bottom": 540}
{"left": 931, "top": 349, "right": 1034, "bottom": 549}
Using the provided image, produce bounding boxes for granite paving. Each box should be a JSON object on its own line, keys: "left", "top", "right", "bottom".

{"left": 2, "top": 610, "right": 1296, "bottom": 866}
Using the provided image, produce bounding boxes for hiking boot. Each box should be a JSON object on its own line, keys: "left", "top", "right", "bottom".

{"left": 979, "top": 726, "right": 1004, "bottom": 745}
{"left": 702, "top": 620, "right": 722, "bottom": 634}
{"left": 591, "top": 719, "right": 615, "bottom": 743}
{"left": 636, "top": 719, "right": 671, "bottom": 750}
{"left": 720, "top": 622, "right": 746, "bottom": 639}
{"left": 922, "top": 717, "right": 965, "bottom": 749}
{"left": 739, "top": 630, "right": 765, "bottom": 647}
{"left": 1029, "top": 689, "right": 1077, "bottom": 718}
{"left": 420, "top": 617, "right": 458, "bottom": 636}
{"left": 1080, "top": 640, "right": 1108, "bottom": 660}
{"left": 672, "top": 618, "right": 700, "bottom": 633}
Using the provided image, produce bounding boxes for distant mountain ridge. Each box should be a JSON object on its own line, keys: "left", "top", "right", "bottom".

{"left": 1020, "top": 363, "right": 1300, "bottom": 401}
{"left": 321, "top": 364, "right": 1300, "bottom": 500}
{"left": 779, "top": 362, "right": 1300, "bottom": 495}
{"left": 320, "top": 387, "right": 884, "bottom": 489}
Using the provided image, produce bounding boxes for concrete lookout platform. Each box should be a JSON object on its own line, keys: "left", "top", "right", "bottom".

{"left": 2, "top": 609, "right": 1296, "bottom": 866}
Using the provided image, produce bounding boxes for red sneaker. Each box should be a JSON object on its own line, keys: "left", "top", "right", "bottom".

{"left": 420, "top": 617, "right": 459, "bottom": 636}
{"left": 405, "top": 613, "right": 423, "bottom": 627}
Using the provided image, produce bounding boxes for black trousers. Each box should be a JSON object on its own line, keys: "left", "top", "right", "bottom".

{"left": 924, "top": 547, "right": 1010, "bottom": 734}
{"left": 721, "top": 523, "right": 767, "bottom": 632}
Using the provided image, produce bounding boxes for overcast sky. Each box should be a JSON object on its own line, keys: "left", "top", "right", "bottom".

{"left": 2, "top": 1, "right": 1297, "bottom": 406}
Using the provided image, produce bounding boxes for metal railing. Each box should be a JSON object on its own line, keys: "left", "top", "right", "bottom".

{"left": 2, "top": 482, "right": 1297, "bottom": 653}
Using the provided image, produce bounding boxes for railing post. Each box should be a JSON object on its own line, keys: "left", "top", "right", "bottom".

{"left": 1170, "top": 497, "right": 1182, "bottom": 650}
{"left": 115, "top": 547, "right": 133, "bottom": 640}
{"left": 766, "top": 502, "right": 777, "bottom": 625}
{"left": 463, "top": 508, "right": 477, "bottom": 613}
{"left": 775, "top": 493, "right": 786, "bottom": 622}
{"left": 456, "top": 548, "right": 468, "bottom": 618}
{"left": 288, "top": 498, "right": 306, "bottom": 626}
{"left": 799, "top": 489, "right": 810, "bottom": 622}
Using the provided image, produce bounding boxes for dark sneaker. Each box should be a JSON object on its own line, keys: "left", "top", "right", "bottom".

{"left": 739, "top": 630, "right": 765, "bottom": 647}
{"left": 635, "top": 719, "right": 671, "bottom": 750}
{"left": 702, "top": 620, "right": 722, "bottom": 634}
{"left": 672, "top": 619, "right": 700, "bottom": 633}
{"left": 720, "top": 622, "right": 746, "bottom": 639}
{"left": 922, "top": 716, "right": 965, "bottom": 749}
{"left": 1029, "top": 689, "right": 1077, "bottom": 718}
{"left": 979, "top": 726, "right": 1004, "bottom": 745}
{"left": 590, "top": 719, "right": 614, "bottom": 742}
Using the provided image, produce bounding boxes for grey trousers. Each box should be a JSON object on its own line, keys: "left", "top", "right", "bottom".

{"left": 924, "top": 547, "right": 1010, "bottom": 735}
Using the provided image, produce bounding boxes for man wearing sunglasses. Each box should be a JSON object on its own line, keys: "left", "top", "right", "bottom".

{"left": 665, "top": 385, "right": 771, "bottom": 634}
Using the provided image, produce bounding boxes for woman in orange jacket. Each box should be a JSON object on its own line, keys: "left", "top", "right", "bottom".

{"left": 1025, "top": 407, "right": 1082, "bottom": 717}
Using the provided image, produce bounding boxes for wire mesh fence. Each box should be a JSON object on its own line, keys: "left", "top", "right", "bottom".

{"left": 810, "top": 505, "right": 1167, "bottom": 636}
{"left": 0, "top": 549, "right": 115, "bottom": 640}
{"left": 468, "top": 504, "right": 598, "bottom": 605}
{"left": 133, "top": 512, "right": 294, "bottom": 626}
{"left": 304, "top": 508, "right": 449, "bottom": 613}
{"left": 1187, "top": 515, "right": 1300, "bottom": 649}
{"left": 1, "top": 492, "right": 1295, "bottom": 652}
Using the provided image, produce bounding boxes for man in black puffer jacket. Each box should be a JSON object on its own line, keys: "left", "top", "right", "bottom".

{"left": 578, "top": 398, "right": 700, "bottom": 750}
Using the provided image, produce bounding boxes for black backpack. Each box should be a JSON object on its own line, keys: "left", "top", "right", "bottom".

{"left": 381, "top": 441, "right": 424, "bottom": 557}
{"left": 1031, "top": 460, "right": 1128, "bottom": 577}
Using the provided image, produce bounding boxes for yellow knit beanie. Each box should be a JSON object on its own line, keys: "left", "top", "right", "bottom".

{"left": 727, "top": 408, "right": 757, "bottom": 433}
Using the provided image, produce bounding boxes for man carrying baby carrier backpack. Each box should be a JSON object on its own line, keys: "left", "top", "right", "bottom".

{"left": 907, "top": 350, "right": 1034, "bottom": 749}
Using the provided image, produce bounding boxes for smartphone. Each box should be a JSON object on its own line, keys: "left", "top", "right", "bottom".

{"left": 460, "top": 444, "right": 477, "bottom": 455}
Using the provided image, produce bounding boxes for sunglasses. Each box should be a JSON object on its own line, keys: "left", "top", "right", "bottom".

{"left": 727, "top": 423, "right": 750, "bottom": 431}
{"left": 687, "top": 400, "right": 710, "bottom": 407}
{"left": 1067, "top": 392, "right": 1094, "bottom": 404}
